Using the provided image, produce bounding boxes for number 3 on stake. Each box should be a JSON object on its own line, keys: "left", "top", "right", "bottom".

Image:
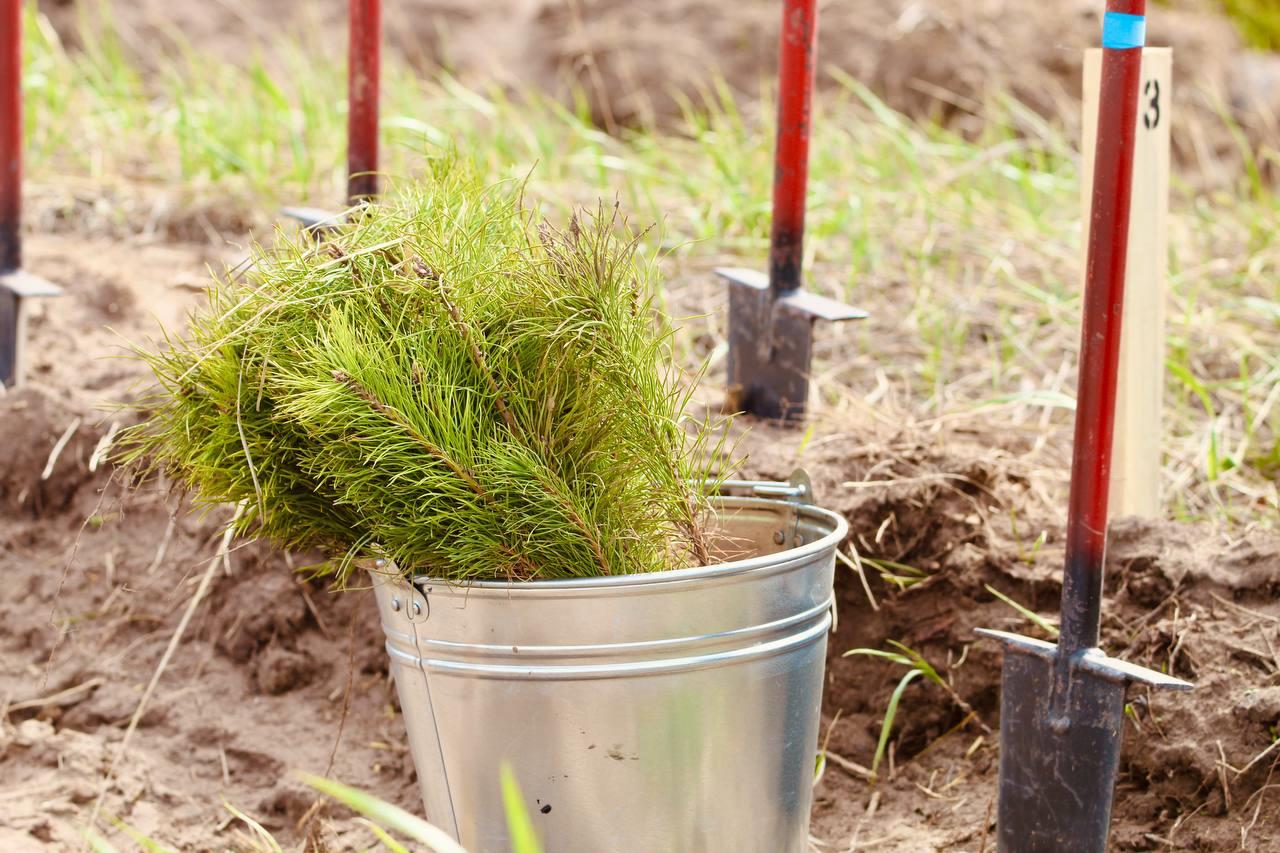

{"left": 1143, "top": 78, "right": 1160, "bottom": 130}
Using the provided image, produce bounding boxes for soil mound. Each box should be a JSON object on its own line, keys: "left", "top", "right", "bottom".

{"left": 739, "top": 425, "right": 1280, "bottom": 850}
{"left": 0, "top": 387, "right": 104, "bottom": 518}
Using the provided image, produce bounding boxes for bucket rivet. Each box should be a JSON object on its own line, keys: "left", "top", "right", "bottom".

{"left": 1049, "top": 716, "right": 1071, "bottom": 736}
{"left": 390, "top": 597, "right": 401, "bottom": 612}
{"left": 412, "top": 601, "right": 422, "bottom": 616}
{"left": 773, "top": 530, "right": 786, "bottom": 545}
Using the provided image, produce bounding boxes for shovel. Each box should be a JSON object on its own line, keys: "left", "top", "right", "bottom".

{"left": 1, "top": 0, "right": 61, "bottom": 389}
{"left": 283, "top": 0, "right": 381, "bottom": 232}
{"left": 978, "top": 3, "right": 1191, "bottom": 850}
{"left": 715, "top": 0, "right": 865, "bottom": 422}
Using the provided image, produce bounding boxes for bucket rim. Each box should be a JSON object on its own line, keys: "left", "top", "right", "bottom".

{"left": 394, "top": 496, "right": 848, "bottom": 592}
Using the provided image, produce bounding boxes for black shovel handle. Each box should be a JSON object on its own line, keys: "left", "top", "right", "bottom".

{"left": 768, "top": 0, "right": 818, "bottom": 297}
{"left": 1060, "top": 0, "right": 1148, "bottom": 655}
{"left": 1, "top": 0, "right": 21, "bottom": 272}
{"left": 347, "top": 0, "right": 381, "bottom": 205}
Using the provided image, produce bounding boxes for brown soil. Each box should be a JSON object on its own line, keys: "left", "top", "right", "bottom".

{"left": 741, "top": 425, "right": 1280, "bottom": 851}
{"left": 38, "top": 0, "right": 1280, "bottom": 185}
{"left": 0, "top": 235, "right": 421, "bottom": 850}
{"left": 1, "top": 233, "right": 1278, "bottom": 851}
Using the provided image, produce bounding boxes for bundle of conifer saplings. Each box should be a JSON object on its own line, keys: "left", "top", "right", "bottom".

{"left": 122, "top": 163, "right": 729, "bottom": 583}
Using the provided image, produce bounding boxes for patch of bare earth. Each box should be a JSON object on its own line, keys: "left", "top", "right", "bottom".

{"left": 740, "top": 424, "right": 1280, "bottom": 851}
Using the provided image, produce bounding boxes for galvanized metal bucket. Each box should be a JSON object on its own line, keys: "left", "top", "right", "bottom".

{"left": 371, "top": 478, "right": 847, "bottom": 853}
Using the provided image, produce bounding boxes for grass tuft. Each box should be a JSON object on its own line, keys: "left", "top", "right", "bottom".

{"left": 1220, "top": 0, "right": 1280, "bottom": 50}
{"left": 297, "top": 773, "right": 468, "bottom": 853}
{"left": 985, "top": 584, "right": 1061, "bottom": 638}
{"left": 844, "top": 640, "right": 990, "bottom": 779}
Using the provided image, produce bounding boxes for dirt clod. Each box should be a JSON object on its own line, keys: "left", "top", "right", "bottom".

{"left": 214, "top": 573, "right": 309, "bottom": 663}
{"left": 0, "top": 387, "right": 101, "bottom": 517}
{"left": 252, "top": 647, "right": 324, "bottom": 696}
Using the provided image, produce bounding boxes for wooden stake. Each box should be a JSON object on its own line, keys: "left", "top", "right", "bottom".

{"left": 1081, "top": 47, "right": 1172, "bottom": 518}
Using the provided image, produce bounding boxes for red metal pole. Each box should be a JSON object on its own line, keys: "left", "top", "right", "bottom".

{"left": 1, "top": 0, "right": 22, "bottom": 271}
{"left": 768, "top": 0, "right": 817, "bottom": 297}
{"left": 1059, "top": 0, "right": 1148, "bottom": 654}
{"left": 347, "top": 0, "right": 381, "bottom": 205}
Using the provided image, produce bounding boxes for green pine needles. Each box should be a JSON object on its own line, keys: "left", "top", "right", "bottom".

{"left": 121, "top": 162, "right": 727, "bottom": 583}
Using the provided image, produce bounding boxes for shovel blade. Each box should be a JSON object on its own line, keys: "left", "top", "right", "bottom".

{"left": 280, "top": 206, "right": 343, "bottom": 234}
{"left": 723, "top": 269, "right": 812, "bottom": 421}
{"left": 979, "top": 629, "right": 1191, "bottom": 853}
{"left": 715, "top": 267, "right": 865, "bottom": 421}
{"left": 995, "top": 646, "right": 1126, "bottom": 852}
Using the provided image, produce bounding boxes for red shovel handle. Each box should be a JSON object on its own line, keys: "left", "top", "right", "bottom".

{"left": 347, "top": 0, "right": 381, "bottom": 205}
{"left": 1, "top": 0, "right": 21, "bottom": 271}
{"left": 1060, "top": 0, "right": 1148, "bottom": 654}
{"left": 768, "top": 0, "right": 817, "bottom": 297}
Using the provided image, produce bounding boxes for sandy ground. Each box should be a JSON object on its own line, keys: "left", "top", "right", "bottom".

{"left": 1, "top": 228, "right": 1278, "bottom": 851}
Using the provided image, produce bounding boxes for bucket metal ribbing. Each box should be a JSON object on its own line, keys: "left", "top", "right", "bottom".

{"left": 373, "top": 492, "right": 847, "bottom": 853}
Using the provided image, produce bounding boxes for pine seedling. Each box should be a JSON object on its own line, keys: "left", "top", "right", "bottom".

{"left": 120, "top": 161, "right": 728, "bottom": 582}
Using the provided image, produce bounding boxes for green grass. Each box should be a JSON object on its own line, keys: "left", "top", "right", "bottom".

{"left": 21, "top": 6, "right": 1280, "bottom": 529}
{"left": 1152, "top": 1, "right": 1280, "bottom": 52}
{"left": 84, "top": 772, "right": 544, "bottom": 852}
{"left": 1218, "top": 0, "right": 1280, "bottom": 50}
{"left": 985, "top": 584, "right": 1061, "bottom": 638}
{"left": 842, "top": 641, "right": 988, "bottom": 781}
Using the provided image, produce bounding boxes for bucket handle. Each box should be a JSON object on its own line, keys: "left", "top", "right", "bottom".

{"left": 713, "top": 468, "right": 815, "bottom": 505}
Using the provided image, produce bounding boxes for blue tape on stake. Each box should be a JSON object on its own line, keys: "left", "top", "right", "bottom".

{"left": 1102, "top": 12, "right": 1146, "bottom": 49}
